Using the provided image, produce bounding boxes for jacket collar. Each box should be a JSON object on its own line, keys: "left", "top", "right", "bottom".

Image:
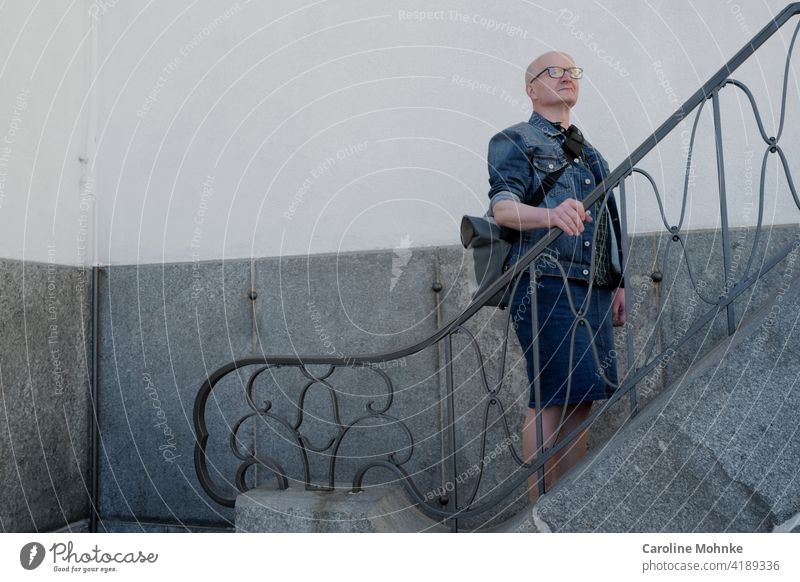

{"left": 527, "top": 110, "right": 565, "bottom": 138}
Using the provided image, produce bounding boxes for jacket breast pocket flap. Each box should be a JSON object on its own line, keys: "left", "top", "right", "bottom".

{"left": 530, "top": 154, "right": 568, "bottom": 175}
{"left": 529, "top": 154, "right": 569, "bottom": 201}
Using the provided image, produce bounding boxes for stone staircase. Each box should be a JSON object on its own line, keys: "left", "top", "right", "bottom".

{"left": 533, "top": 268, "right": 800, "bottom": 532}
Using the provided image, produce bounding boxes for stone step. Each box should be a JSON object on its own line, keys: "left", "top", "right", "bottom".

{"left": 236, "top": 485, "right": 449, "bottom": 533}
{"left": 236, "top": 483, "right": 546, "bottom": 533}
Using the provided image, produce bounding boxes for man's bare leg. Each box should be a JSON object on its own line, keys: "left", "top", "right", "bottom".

{"left": 553, "top": 402, "right": 592, "bottom": 477}
{"left": 522, "top": 406, "right": 562, "bottom": 503}
{"left": 522, "top": 402, "right": 593, "bottom": 503}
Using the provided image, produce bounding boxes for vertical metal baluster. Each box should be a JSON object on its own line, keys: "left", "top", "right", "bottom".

{"left": 711, "top": 90, "right": 736, "bottom": 335}
{"left": 437, "top": 253, "right": 459, "bottom": 531}
{"left": 249, "top": 258, "right": 259, "bottom": 486}
{"left": 431, "top": 255, "right": 450, "bottom": 526}
{"left": 530, "top": 264, "right": 546, "bottom": 497}
{"left": 618, "top": 180, "right": 638, "bottom": 417}
{"left": 444, "top": 331, "right": 458, "bottom": 532}
{"left": 250, "top": 258, "right": 258, "bottom": 353}
{"left": 90, "top": 266, "right": 100, "bottom": 533}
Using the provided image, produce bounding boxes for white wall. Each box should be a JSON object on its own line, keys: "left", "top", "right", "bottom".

{"left": 0, "top": 1, "right": 95, "bottom": 265}
{"left": 87, "top": 0, "right": 800, "bottom": 264}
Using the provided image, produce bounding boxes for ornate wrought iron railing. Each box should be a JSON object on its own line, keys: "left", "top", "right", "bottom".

{"left": 194, "top": 3, "right": 800, "bottom": 531}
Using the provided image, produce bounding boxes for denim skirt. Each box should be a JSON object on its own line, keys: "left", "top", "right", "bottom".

{"left": 510, "top": 272, "right": 618, "bottom": 408}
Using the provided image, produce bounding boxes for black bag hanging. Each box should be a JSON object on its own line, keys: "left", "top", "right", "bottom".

{"left": 461, "top": 164, "right": 568, "bottom": 308}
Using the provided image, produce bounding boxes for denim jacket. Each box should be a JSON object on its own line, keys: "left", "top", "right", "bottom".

{"left": 487, "top": 111, "right": 624, "bottom": 288}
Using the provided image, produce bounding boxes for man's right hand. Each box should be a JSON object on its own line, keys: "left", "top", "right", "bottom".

{"left": 546, "top": 198, "right": 592, "bottom": 236}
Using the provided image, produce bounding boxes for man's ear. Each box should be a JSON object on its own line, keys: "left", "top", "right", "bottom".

{"left": 525, "top": 82, "right": 536, "bottom": 101}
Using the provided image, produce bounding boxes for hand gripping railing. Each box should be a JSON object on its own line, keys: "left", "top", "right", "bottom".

{"left": 194, "top": 3, "right": 800, "bottom": 530}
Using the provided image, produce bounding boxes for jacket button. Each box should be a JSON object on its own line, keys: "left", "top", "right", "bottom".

{"left": 548, "top": 163, "right": 554, "bottom": 169}
{"left": 582, "top": 269, "right": 590, "bottom": 276}
{"left": 584, "top": 240, "right": 591, "bottom": 247}
{"left": 584, "top": 178, "right": 591, "bottom": 185}
{"left": 574, "top": 158, "right": 580, "bottom": 163}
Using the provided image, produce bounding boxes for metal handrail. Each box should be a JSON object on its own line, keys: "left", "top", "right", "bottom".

{"left": 194, "top": 3, "right": 800, "bottom": 529}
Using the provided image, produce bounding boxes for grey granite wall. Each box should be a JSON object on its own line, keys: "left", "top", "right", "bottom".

{"left": 95, "top": 222, "right": 800, "bottom": 530}
{"left": 0, "top": 259, "right": 91, "bottom": 532}
{"left": 1, "top": 229, "right": 793, "bottom": 532}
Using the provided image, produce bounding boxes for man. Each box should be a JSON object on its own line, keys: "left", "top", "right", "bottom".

{"left": 488, "top": 51, "right": 625, "bottom": 501}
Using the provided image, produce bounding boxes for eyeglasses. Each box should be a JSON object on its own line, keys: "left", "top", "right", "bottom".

{"left": 530, "top": 66, "right": 584, "bottom": 82}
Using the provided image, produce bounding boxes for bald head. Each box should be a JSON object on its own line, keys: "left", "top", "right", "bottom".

{"left": 524, "top": 50, "right": 580, "bottom": 120}
{"left": 525, "top": 51, "right": 576, "bottom": 84}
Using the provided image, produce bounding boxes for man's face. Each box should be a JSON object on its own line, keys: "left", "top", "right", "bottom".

{"left": 527, "top": 54, "right": 580, "bottom": 109}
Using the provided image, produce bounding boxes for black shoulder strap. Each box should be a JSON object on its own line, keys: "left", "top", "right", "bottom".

{"left": 528, "top": 164, "right": 567, "bottom": 208}
{"left": 528, "top": 124, "right": 582, "bottom": 207}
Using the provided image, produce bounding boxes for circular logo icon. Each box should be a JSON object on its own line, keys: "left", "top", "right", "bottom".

{"left": 20, "top": 542, "right": 46, "bottom": 570}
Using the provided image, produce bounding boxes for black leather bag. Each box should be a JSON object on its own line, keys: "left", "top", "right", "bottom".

{"left": 460, "top": 214, "right": 517, "bottom": 308}
{"left": 461, "top": 165, "right": 568, "bottom": 309}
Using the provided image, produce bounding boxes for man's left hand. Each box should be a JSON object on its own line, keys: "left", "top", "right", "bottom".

{"left": 612, "top": 287, "right": 626, "bottom": 327}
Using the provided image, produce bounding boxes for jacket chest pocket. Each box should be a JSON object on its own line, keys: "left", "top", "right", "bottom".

{"left": 529, "top": 153, "right": 569, "bottom": 207}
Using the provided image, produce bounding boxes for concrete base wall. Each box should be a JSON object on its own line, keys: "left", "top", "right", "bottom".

{"left": 0, "top": 259, "right": 91, "bottom": 532}
{"left": 94, "top": 223, "right": 800, "bottom": 530}
{"left": 4, "top": 223, "right": 796, "bottom": 531}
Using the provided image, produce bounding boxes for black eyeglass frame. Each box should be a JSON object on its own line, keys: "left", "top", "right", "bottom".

{"left": 529, "top": 66, "right": 584, "bottom": 82}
